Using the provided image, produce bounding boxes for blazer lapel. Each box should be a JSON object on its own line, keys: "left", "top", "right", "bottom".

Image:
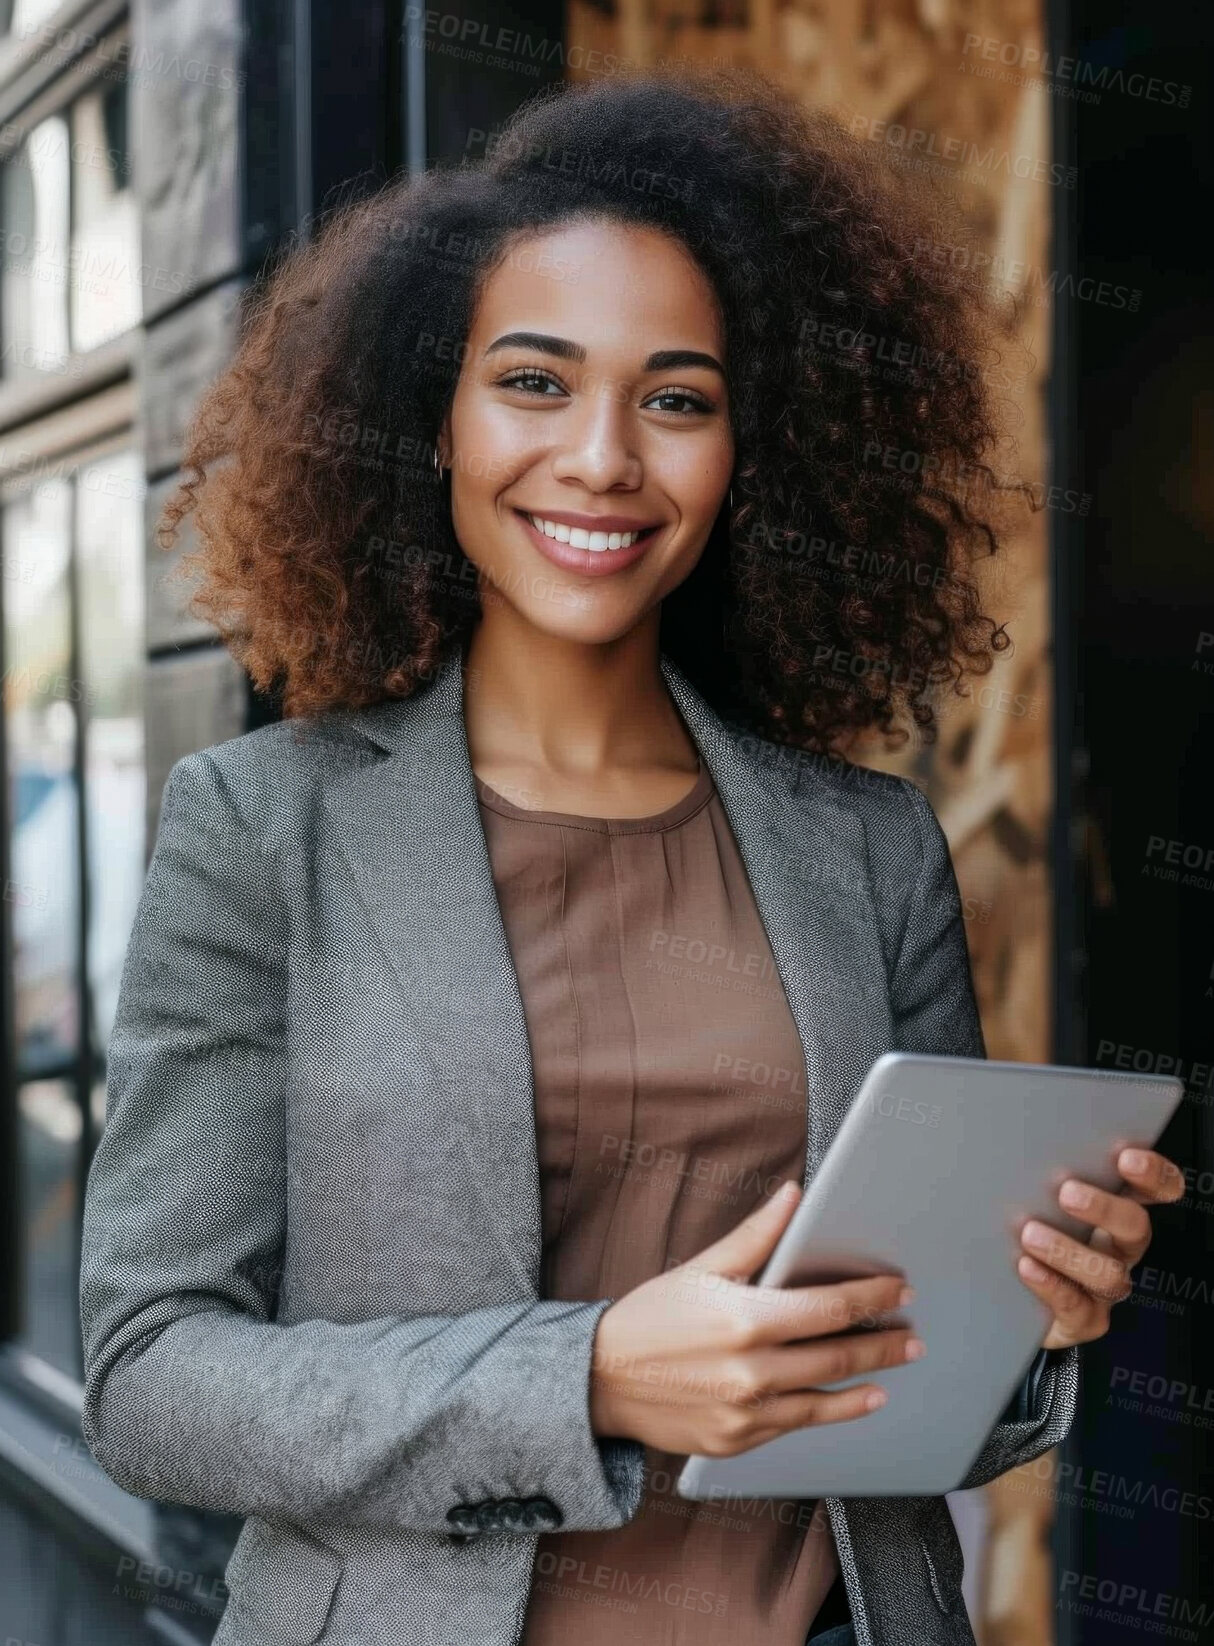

{"left": 319, "top": 650, "right": 545, "bottom": 1297}
{"left": 321, "top": 646, "right": 892, "bottom": 1295}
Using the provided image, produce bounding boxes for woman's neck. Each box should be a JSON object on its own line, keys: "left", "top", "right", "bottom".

{"left": 461, "top": 612, "right": 700, "bottom": 815}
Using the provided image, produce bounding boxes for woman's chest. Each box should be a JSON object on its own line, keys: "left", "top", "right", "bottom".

{"left": 270, "top": 791, "right": 897, "bottom": 1320}
{"left": 484, "top": 805, "right": 812, "bottom": 1298}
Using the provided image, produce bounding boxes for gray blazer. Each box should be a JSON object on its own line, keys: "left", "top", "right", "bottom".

{"left": 79, "top": 646, "right": 1079, "bottom": 1646}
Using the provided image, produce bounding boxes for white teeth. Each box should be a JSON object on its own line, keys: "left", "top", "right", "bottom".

{"left": 527, "top": 514, "right": 649, "bottom": 552}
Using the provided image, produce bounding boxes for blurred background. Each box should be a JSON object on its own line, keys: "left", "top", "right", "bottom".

{"left": 0, "top": 3, "right": 1209, "bottom": 1643}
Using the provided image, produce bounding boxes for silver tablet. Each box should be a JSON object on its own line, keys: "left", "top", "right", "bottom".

{"left": 677, "top": 1052, "right": 1183, "bottom": 1500}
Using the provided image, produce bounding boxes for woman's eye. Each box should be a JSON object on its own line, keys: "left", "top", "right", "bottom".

{"left": 498, "top": 369, "right": 564, "bottom": 396}
{"left": 497, "top": 372, "right": 713, "bottom": 415}
{"left": 646, "top": 387, "right": 714, "bottom": 416}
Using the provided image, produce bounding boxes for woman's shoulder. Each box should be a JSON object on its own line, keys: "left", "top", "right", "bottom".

{"left": 735, "top": 720, "right": 926, "bottom": 829}
{"left": 161, "top": 712, "right": 370, "bottom": 842}
{"left": 778, "top": 740, "right": 952, "bottom": 900}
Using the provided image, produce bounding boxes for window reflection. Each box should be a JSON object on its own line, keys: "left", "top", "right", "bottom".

{"left": 3, "top": 480, "right": 80, "bottom": 1075}
{"left": 1, "top": 74, "right": 137, "bottom": 378}
{"left": 1, "top": 1, "right": 69, "bottom": 38}
{"left": 76, "top": 450, "right": 145, "bottom": 1053}
{"left": 70, "top": 80, "right": 139, "bottom": 352}
{"left": 18, "top": 1078, "right": 83, "bottom": 1378}
{"left": 89, "top": 1076, "right": 106, "bottom": 1139}
{"left": 0, "top": 113, "right": 70, "bottom": 379}
{"left": 2, "top": 447, "right": 145, "bottom": 1383}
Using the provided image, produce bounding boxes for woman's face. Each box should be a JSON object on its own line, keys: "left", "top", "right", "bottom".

{"left": 440, "top": 217, "right": 734, "bottom": 646}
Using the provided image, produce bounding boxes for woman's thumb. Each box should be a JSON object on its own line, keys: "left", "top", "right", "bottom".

{"left": 693, "top": 1179, "right": 802, "bottom": 1281}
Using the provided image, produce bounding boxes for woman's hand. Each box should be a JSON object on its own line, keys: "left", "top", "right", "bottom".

{"left": 589, "top": 1181, "right": 922, "bottom": 1459}
{"left": 1016, "top": 1146, "right": 1186, "bottom": 1350}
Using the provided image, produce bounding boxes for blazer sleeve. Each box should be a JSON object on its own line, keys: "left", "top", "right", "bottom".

{"left": 888, "top": 778, "right": 1080, "bottom": 1490}
{"left": 79, "top": 750, "right": 645, "bottom": 1536}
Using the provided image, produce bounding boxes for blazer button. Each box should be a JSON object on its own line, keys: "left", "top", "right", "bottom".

{"left": 521, "top": 1496, "right": 563, "bottom": 1531}
{"left": 496, "top": 1497, "right": 526, "bottom": 1531}
{"left": 445, "top": 1505, "right": 481, "bottom": 1537}
{"left": 474, "top": 1500, "right": 502, "bottom": 1532}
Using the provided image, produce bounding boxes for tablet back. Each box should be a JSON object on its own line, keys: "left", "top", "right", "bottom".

{"left": 678, "top": 1052, "right": 1183, "bottom": 1499}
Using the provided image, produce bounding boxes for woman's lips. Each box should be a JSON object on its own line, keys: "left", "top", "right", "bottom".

{"left": 513, "top": 510, "right": 660, "bottom": 578}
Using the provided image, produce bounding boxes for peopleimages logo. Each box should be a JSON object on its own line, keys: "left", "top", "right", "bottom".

{"left": 912, "top": 239, "right": 1143, "bottom": 311}
{"left": 847, "top": 113, "right": 1074, "bottom": 188}
{"left": 1108, "top": 1366, "right": 1214, "bottom": 1425}
{"left": 872, "top": 1091, "right": 943, "bottom": 1127}
{"left": 1059, "top": 1569, "right": 1213, "bottom": 1631}
{"left": 961, "top": 35, "right": 1192, "bottom": 107}
{"left": 1142, "top": 834, "right": 1214, "bottom": 893}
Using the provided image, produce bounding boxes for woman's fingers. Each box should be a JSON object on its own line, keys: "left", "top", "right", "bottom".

{"left": 732, "top": 1325, "right": 923, "bottom": 1404}
{"left": 698, "top": 1325, "right": 923, "bottom": 1454}
{"left": 1056, "top": 1178, "right": 1152, "bottom": 1254}
{"left": 702, "top": 1382, "right": 893, "bottom": 1454}
{"left": 733, "top": 1272, "right": 912, "bottom": 1347}
{"left": 1020, "top": 1219, "right": 1131, "bottom": 1302}
{"left": 1115, "top": 1147, "right": 1186, "bottom": 1204}
{"left": 1017, "top": 1253, "right": 1108, "bottom": 1348}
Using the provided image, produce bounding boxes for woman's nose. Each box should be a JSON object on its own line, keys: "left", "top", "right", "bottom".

{"left": 549, "top": 386, "right": 643, "bottom": 491}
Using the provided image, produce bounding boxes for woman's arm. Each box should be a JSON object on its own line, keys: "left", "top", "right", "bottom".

{"left": 79, "top": 751, "right": 645, "bottom": 1536}
{"left": 882, "top": 778, "right": 1080, "bottom": 1489}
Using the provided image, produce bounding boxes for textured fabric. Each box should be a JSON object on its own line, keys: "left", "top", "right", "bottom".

{"left": 808, "top": 1625, "right": 858, "bottom": 1646}
{"left": 475, "top": 760, "right": 840, "bottom": 1643}
{"left": 78, "top": 642, "right": 1080, "bottom": 1646}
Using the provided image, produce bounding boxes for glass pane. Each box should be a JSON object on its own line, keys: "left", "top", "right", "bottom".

{"left": 0, "top": 113, "right": 70, "bottom": 380}
{"left": 89, "top": 1074, "right": 106, "bottom": 1137}
{"left": 75, "top": 450, "right": 146, "bottom": 1057}
{"left": 70, "top": 80, "right": 139, "bottom": 352}
{"left": 3, "top": 479, "right": 81, "bottom": 1075}
{"left": 18, "top": 1077, "right": 82, "bottom": 1379}
{"left": 8, "top": 1, "right": 68, "bottom": 36}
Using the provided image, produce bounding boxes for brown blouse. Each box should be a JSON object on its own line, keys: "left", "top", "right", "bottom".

{"left": 474, "top": 757, "right": 840, "bottom": 1645}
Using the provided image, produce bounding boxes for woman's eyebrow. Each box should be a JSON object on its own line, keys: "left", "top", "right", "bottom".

{"left": 484, "top": 331, "right": 725, "bottom": 378}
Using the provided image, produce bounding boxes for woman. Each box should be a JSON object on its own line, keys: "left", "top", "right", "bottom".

{"left": 80, "top": 65, "right": 1182, "bottom": 1646}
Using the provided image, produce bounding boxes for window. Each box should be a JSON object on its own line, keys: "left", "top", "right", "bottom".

{"left": 1, "top": 444, "right": 144, "bottom": 1379}
{"left": 1, "top": 77, "right": 137, "bottom": 381}
{"left": 0, "top": 0, "right": 67, "bottom": 37}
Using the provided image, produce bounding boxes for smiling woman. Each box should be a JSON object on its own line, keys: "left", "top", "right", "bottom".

{"left": 438, "top": 215, "right": 737, "bottom": 815}
{"left": 445, "top": 224, "right": 734, "bottom": 620}
{"left": 75, "top": 60, "right": 1182, "bottom": 1646}
{"left": 155, "top": 61, "right": 1015, "bottom": 756}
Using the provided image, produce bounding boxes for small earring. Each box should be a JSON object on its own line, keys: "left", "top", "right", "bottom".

{"left": 728, "top": 485, "right": 734, "bottom": 512}
{"left": 433, "top": 446, "right": 443, "bottom": 477}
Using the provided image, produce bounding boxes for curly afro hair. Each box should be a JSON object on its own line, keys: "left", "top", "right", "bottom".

{"left": 159, "top": 61, "right": 1020, "bottom": 754}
